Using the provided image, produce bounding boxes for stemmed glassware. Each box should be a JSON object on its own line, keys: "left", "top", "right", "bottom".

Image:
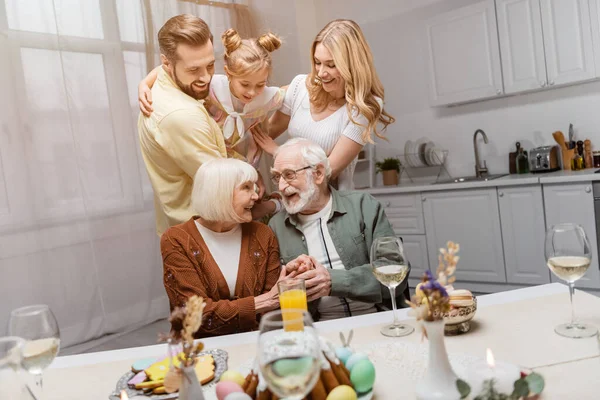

{"left": 545, "top": 223, "right": 598, "bottom": 338}
{"left": 258, "top": 309, "right": 321, "bottom": 399}
{"left": 0, "top": 336, "right": 36, "bottom": 400}
{"left": 370, "top": 236, "right": 414, "bottom": 337}
{"left": 9, "top": 304, "right": 61, "bottom": 394}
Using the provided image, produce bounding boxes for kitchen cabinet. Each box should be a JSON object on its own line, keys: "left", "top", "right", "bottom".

{"left": 402, "top": 235, "right": 430, "bottom": 279}
{"left": 422, "top": 188, "right": 506, "bottom": 282}
{"left": 542, "top": 183, "right": 600, "bottom": 289}
{"left": 539, "top": 0, "right": 596, "bottom": 86}
{"left": 425, "top": 0, "right": 503, "bottom": 106}
{"left": 496, "top": 0, "right": 547, "bottom": 93}
{"left": 588, "top": 0, "right": 600, "bottom": 75}
{"left": 498, "top": 185, "right": 550, "bottom": 284}
{"left": 497, "top": 0, "right": 595, "bottom": 93}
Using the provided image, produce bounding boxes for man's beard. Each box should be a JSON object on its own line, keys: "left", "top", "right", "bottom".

{"left": 281, "top": 173, "right": 320, "bottom": 215}
{"left": 173, "top": 69, "right": 210, "bottom": 100}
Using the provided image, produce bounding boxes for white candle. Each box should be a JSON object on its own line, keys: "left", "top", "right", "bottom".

{"left": 120, "top": 390, "right": 150, "bottom": 400}
{"left": 467, "top": 349, "right": 521, "bottom": 396}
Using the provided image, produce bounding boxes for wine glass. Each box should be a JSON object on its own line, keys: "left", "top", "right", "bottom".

{"left": 370, "top": 236, "right": 414, "bottom": 337}
{"left": 258, "top": 309, "right": 321, "bottom": 399}
{"left": 9, "top": 304, "right": 61, "bottom": 392}
{"left": 545, "top": 223, "right": 598, "bottom": 338}
{"left": 0, "top": 336, "right": 36, "bottom": 400}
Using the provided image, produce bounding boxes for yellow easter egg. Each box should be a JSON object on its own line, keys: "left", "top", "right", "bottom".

{"left": 326, "top": 385, "right": 357, "bottom": 400}
{"left": 219, "top": 370, "right": 246, "bottom": 387}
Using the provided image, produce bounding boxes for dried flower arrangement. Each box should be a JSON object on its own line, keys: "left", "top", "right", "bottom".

{"left": 159, "top": 295, "right": 206, "bottom": 393}
{"left": 407, "top": 241, "right": 460, "bottom": 321}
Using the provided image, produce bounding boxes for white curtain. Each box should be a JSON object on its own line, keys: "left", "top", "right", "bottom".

{"left": 0, "top": 0, "right": 250, "bottom": 350}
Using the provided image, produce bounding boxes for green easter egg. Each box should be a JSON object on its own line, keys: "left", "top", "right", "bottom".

{"left": 272, "top": 356, "right": 313, "bottom": 376}
{"left": 350, "top": 359, "right": 375, "bottom": 394}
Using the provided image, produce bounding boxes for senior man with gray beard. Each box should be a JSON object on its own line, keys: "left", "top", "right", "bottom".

{"left": 268, "top": 138, "right": 410, "bottom": 321}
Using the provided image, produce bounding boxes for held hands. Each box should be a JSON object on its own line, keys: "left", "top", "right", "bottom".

{"left": 295, "top": 256, "right": 332, "bottom": 301}
{"left": 138, "top": 81, "right": 153, "bottom": 117}
{"left": 285, "top": 255, "right": 315, "bottom": 275}
{"left": 251, "top": 124, "right": 279, "bottom": 156}
{"left": 255, "top": 266, "right": 288, "bottom": 313}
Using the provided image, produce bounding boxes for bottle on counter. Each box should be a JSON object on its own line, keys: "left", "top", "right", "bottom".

{"left": 516, "top": 147, "right": 529, "bottom": 174}
{"left": 584, "top": 140, "right": 593, "bottom": 169}
{"left": 571, "top": 141, "right": 584, "bottom": 170}
{"left": 594, "top": 151, "right": 600, "bottom": 168}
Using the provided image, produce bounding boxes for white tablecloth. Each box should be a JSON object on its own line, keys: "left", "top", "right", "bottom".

{"left": 44, "top": 283, "right": 600, "bottom": 399}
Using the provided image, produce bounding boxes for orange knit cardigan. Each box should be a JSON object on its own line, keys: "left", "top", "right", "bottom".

{"left": 161, "top": 217, "right": 280, "bottom": 337}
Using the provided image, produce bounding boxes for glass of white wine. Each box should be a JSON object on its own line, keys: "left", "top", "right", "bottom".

{"left": 258, "top": 309, "right": 321, "bottom": 400}
{"left": 370, "top": 236, "right": 414, "bottom": 337}
{"left": 0, "top": 336, "right": 37, "bottom": 400}
{"left": 545, "top": 223, "right": 598, "bottom": 338}
{"left": 9, "top": 304, "right": 61, "bottom": 394}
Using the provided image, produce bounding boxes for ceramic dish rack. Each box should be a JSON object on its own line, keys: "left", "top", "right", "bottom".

{"left": 398, "top": 150, "right": 450, "bottom": 184}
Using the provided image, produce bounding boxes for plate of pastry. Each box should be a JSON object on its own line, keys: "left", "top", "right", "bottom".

{"left": 109, "top": 348, "right": 228, "bottom": 400}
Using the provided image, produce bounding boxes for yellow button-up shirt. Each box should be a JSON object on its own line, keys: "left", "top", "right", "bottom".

{"left": 138, "top": 67, "right": 226, "bottom": 236}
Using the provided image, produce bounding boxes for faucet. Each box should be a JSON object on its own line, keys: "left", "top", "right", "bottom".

{"left": 473, "top": 129, "right": 489, "bottom": 178}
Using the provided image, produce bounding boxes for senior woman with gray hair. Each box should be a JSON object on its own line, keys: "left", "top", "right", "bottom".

{"left": 161, "top": 158, "right": 284, "bottom": 337}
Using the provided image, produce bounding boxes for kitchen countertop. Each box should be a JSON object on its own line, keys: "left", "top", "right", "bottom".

{"left": 364, "top": 168, "right": 600, "bottom": 195}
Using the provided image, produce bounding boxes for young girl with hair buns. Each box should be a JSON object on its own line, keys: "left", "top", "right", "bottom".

{"left": 139, "top": 29, "right": 285, "bottom": 168}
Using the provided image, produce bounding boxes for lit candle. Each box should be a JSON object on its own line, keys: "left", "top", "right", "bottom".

{"left": 120, "top": 390, "right": 150, "bottom": 400}
{"left": 467, "top": 349, "right": 521, "bottom": 396}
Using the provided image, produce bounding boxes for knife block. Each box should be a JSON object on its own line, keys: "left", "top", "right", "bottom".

{"left": 561, "top": 148, "right": 575, "bottom": 170}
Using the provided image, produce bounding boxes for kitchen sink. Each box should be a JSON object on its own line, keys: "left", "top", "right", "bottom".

{"left": 433, "top": 174, "right": 508, "bottom": 184}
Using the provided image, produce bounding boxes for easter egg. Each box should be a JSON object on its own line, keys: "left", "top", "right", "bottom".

{"left": 219, "top": 370, "right": 246, "bottom": 387}
{"left": 215, "top": 381, "right": 244, "bottom": 400}
{"left": 326, "top": 384, "right": 357, "bottom": 400}
{"left": 224, "top": 393, "right": 253, "bottom": 400}
{"left": 272, "top": 356, "right": 314, "bottom": 376}
{"left": 335, "top": 346, "right": 353, "bottom": 364}
{"left": 345, "top": 352, "right": 368, "bottom": 371}
{"left": 350, "top": 359, "right": 376, "bottom": 394}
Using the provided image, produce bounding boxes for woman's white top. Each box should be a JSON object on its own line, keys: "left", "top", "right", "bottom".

{"left": 195, "top": 221, "right": 242, "bottom": 298}
{"left": 281, "top": 74, "right": 379, "bottom": 191}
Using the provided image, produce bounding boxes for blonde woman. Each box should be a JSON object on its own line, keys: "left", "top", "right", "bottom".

{"left": 161, "top": 158, "right": 284, "bottom": 338}
{"left": 253, "top": 19, "right": 395, "bottom": 190}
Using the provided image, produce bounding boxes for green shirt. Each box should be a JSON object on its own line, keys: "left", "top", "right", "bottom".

{"left": 269, "top": 187, "right": 409, "bottom": 307}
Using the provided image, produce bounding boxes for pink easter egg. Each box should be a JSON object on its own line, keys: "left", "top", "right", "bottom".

{"left": 215, "top": 381, "right": 244, "bottom": 400}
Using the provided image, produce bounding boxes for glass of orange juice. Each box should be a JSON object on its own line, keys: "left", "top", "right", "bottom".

{"left": 278, "top": 278, "right": 308, "bottom": 331}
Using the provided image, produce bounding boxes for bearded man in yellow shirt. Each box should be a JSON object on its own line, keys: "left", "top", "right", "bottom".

{"left": 138, "top": 15, "right": 271, "bottom": 236}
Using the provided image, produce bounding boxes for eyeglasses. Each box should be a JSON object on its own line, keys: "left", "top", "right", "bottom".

{"left": 270, "top": 166, "right": 312, "bottom": 185}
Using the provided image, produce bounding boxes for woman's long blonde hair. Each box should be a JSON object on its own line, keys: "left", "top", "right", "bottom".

{"left": 307, "top": 19, "right": 395, "bottom": 143}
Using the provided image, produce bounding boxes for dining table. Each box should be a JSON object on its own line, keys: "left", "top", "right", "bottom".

{"left": 44, "top": 283, "right": 600, "bottom": 399}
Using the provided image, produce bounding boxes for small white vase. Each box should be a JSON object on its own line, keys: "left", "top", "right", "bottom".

{"left": 416, "top": 320, "right": 461, "bottom": 400}
{"left": 179, "top": 365, "right": 206, "bottom": 400}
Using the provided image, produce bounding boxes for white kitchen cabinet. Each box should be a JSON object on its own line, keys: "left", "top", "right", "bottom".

{"left": 496, "top": 0, "right": 548, "bottom": 93}
{"left": 542, "top": 183, "right": 600, "bottom": 289}
{"left": 589, "top": 0, "right": 600, "bottom": 74}
{"left": 539, "top": 0, "right": 596, "bottom": 86}
{"left": 498, "top": 185, "right": 550, "bottom": 284}
{"left": 402, "top": 235, "right": 430, "bottom": 279}
{"left": 422, "top": 188, "right": 506, "bottom": 282}
{"left": 374, "top": 193, "right": 425, "bottom": 235}
{"left": 425, "top": 0, "right": 503, "bottom": 105}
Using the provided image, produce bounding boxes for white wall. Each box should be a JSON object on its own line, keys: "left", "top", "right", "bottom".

{"left": 251, "top": 0, "right": 600, "bottom": 179}
{"left": 249, "top": 0, "right": 318, "bottom": 87}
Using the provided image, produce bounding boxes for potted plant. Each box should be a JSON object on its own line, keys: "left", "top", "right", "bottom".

{"left": 375, "top": 157, "right": 401, "bottom": 186}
